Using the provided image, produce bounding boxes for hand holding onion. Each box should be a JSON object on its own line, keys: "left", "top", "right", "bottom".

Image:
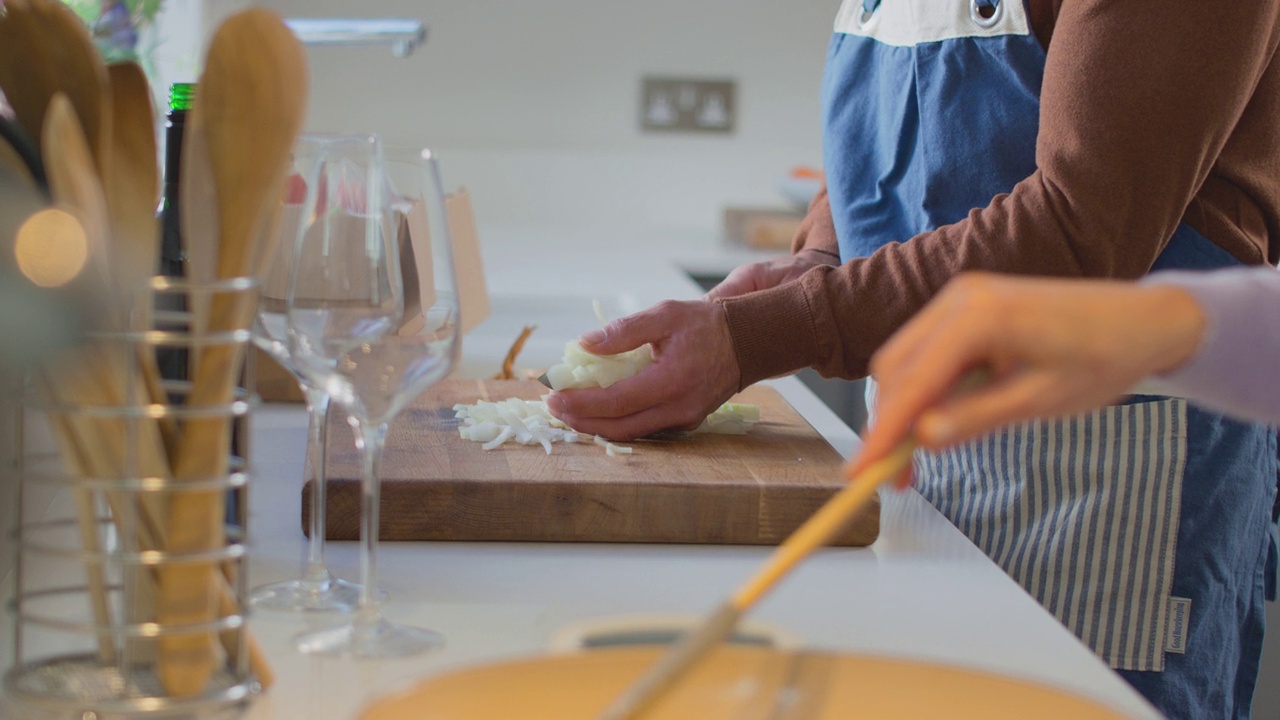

{"left": 546, "top": 299, "right": 742, "bottom": 441}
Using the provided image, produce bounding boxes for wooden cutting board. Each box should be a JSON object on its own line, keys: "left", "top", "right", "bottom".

{"left": 304, "top": 379, "right": 878, "bottom": 546}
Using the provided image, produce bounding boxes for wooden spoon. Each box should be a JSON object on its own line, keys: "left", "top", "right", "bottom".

{"left": 42, "top": 93, "right": 111, "bottom": 297}
{"left": 104, "top": 61, "right": 182, "bottom": 487}
{"left": 104, "top": 62, "right": 161, "bottom": 291}
{"left": 201, "top": 8, "right": 310, "bottom": 280}
{"left": 40, "top": 92, "right": 121, "bottom": 666}
{"left": 158, "top": 7, "right": 307, "bottom": 698}
{"left": 0, "top": 0, "right": 111, "bottom": 172}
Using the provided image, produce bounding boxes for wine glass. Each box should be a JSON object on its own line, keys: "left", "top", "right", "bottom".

{"left": 247, "top": 134, "right": 376, "bottom": 613}
{"left": 290, "top": 146, "right": 460, "bottom": 658}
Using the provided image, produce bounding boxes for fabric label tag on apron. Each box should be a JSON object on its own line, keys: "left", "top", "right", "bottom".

{"left": 1164, "top": 597, "right": 1191, "bottom": 654}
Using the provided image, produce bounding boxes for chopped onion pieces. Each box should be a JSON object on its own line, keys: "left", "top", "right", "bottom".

{"left": 694, "top": 402, "right": 761, "bottom": 435}
{"left": 453, "top": 396, "right": 758, "bottom": 457}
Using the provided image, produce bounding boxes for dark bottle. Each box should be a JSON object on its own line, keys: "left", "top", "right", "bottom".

{"left": 156, "top": 82, "right": 195, "bottom": 383}
{"left": 159, "top": 82, "right": 195, "bottom": 281}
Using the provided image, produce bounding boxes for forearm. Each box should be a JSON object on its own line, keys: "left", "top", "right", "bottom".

{"left": 726, "top": 0, "right": 1279, "bottom": 386}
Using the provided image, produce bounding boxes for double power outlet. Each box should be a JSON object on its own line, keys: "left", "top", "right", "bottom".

{"left": 640, "top": 76, "right": 736, "bottom": 135}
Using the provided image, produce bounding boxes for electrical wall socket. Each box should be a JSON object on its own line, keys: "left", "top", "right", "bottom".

{"left": 640, "top": 76, "right": 736, "bottom": 134}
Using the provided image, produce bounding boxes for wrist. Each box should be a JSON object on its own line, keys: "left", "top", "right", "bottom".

{"left": 1143, "top": 285, "right": 1207, "bottom": 375}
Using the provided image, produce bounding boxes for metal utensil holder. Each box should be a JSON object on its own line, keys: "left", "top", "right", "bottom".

{"left": 4, "top": 277, "right": 261, "bottom": 719}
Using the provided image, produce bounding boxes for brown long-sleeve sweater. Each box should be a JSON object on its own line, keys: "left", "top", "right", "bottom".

{"left": 720, "top": 0, "right": 1280, "bottom": 387}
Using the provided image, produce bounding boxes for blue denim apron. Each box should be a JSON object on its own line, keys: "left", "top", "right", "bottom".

{"left": 823, "top": 1, "right": 1279, "bottom": 717}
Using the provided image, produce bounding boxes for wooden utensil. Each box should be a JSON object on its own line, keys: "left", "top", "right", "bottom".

{"left": 201, "top": 8, "right": 309, "bottom": 281}
{"left": 158, "top": 7, "right": 307, "bottom": 697}
{"left": 103, "top": 62, "right": 160, "bottom": 294}
{"left": 42, "top": 94, "right": 111, "bottom": 296}
{"left": 103, "top": 61, "right": 180, "bottom": 455}
{"left": 0, "top": 0, "right": 111, "bottom": 171}
{"left": 41, "top": 92, "right": 140, "bottom": 666}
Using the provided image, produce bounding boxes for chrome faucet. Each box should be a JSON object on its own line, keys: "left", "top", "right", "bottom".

{"left": 284, "top": 18, "right": 428, "bottom": 58}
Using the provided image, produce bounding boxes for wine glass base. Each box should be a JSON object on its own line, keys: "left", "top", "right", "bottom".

{"left": 293, "top": 617, "right": 445, "bottom": 659}
{"left": 249, "top": 576, "right": 368, "bottom": 614}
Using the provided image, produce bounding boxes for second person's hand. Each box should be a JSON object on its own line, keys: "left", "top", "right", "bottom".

{"left": 845, "top": 272, "right": 1206, "bottom": 488}
{"left": 546, "top": 299, "right": 742, "bottom": 441}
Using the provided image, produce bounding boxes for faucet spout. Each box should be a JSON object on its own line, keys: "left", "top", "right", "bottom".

{"left": 284, "top": 18, "right": 428, "bottom": 57}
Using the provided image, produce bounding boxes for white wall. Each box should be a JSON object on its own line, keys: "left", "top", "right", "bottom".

{"left": 259, "top": 0, "right": 837, "bottom": 235}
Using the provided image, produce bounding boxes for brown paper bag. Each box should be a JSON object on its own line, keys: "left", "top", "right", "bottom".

{"left": 256, "top": 189, "right": 490, "bottom": 402}
{"left": 397, "top": 188, "right": 490, "bottom": 337}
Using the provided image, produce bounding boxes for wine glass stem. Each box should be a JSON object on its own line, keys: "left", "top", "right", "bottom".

{"left": 354, "top": 419, "right": 390, "bottom": 622}
{"left": 303, "top": 388, "right": 331, "bottom": 584}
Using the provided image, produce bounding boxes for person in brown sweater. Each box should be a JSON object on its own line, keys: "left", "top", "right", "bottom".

{"left": 548, "top": 1, "right": 1280, "bottom": 717}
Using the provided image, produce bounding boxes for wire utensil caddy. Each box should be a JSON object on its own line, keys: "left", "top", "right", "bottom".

{"left": 5, "top": 276, "right": 264, "bottom": 719}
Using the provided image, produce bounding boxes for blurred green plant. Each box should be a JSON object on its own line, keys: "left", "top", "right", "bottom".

{"left": 60, "top": 0, "right": 166, "bottom": 68}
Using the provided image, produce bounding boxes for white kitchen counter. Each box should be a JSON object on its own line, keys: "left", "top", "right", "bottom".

{"left": 0, "top": 221, "right": 1163, "bottom": 719}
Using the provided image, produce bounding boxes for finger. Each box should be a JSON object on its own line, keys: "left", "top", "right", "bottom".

{"left": 551, "top": 400, "right": 702, "bottom": 441}
{"left": 870, "top": 330, "right": 990, "bottom": 450}
{"left": 892, "top": 465, "right": 914, "bottom": 490}
{"left": 915, "top": 372, "right": 1064, "bottom": 447}
{"left": 579, "top": 301, "right": 680, "bottom": 355}
{"left": 845, "top": 418, "right": 910, "bottom": 481}
{"left": 547, "top": 358, "right": 691, "bottom": 422}
{"left": 869, "top": 296, "right": 954, "bottom": 380}
{"left": 704, "top": 265, "right": 763, "bottom": 301}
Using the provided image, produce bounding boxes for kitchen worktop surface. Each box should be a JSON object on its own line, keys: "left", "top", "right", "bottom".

{"left": 0, "top": 221, "right": 1163, "bottom": 719}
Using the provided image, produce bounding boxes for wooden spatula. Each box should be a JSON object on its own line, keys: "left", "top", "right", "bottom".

{"left": 42, "top": 94, "right": 110, "bottom": 296}
{"left": 101, "top": 62, "right": 184, "bottom": 453}
{"left": 157, "top": 7, "right": 307, "bottom": 698}
{"left": 103, "top": 62, "right": 160, "bottom": 293}
{"left": 41, "top": 92, "right": 132, "bottom": 667}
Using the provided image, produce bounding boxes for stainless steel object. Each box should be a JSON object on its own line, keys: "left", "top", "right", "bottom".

{"left": 4, "top": 276, "right": 261, "bottom": 719}
{"left": 285, "top": 19, "right": 427, "bottom": 58}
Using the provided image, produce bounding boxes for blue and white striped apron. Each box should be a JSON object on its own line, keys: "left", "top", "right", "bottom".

{"left": 824, "top": 2, "right": 1280, "bottom": 717}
